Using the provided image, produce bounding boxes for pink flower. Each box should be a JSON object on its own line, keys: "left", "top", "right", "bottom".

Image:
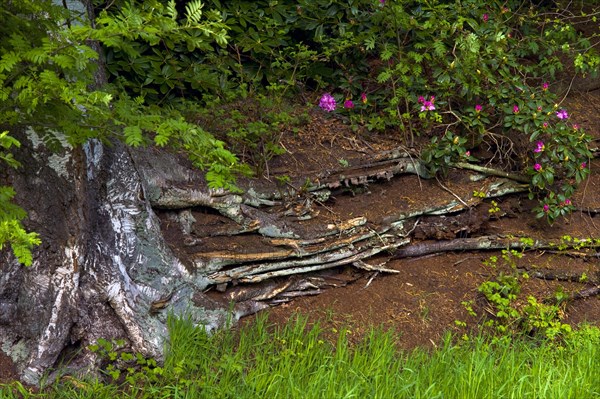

{"left": 556, "top": 109, "right": 569, "bottom": 119}
{"left": 573, "top": 124, "right": 579, "bottom": 130}
{"left": 542, "top": 82, "right": 549, "bottom": 91}
{"left": 319, "top": 93, "right": 337, "bottom": 112}
{"left": 483, "top": 14, "right": 489, "bottom": 22}
{"left": 564, "top": 199, "right": 572, "bottom": 206}
{"left": 543, "top": 204, "right": 550, "bottom": 212}
{"left": 537, "top": 106, "right": 542, "bottom": 112}
{"left": 542, "top": 122, "right": 549, "bottom": 129}
{"left": 581, "top": 162, "right": 587, "bottom": 169}
{"left": 475, "top": 104, "right": 482, "bottom": 112}
{"left": 343, "top": 99, "right": 354, "bottom": 109}
{"left": 380, "top": 0, "right": 385, "bottom": 4}
{"left": 513, "top": 105, "right": 520, "bottom": 114}
{"left": 533, "top": 163, "right": 542, "bottom": 172}
{"left": 465, "top": 151, "right": 471, "bottom": 157}
{"left": 361, "top": 93, "right": 368, "bottom": 104}
{"left": 421, "top": 102, "right": 435, "bottom": 112}
{"left": 534, "top": 141, "right": 544, "bottom": 153}
{"left": 419, "top": 95, "right": 435, "bottom": 111}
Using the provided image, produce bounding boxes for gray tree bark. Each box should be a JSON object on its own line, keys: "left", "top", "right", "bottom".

{"left": 0, "top": 128, "right": 235, "bottom": 385}
{"left": 0, "top": 1, "right": 237, "bottom": 385}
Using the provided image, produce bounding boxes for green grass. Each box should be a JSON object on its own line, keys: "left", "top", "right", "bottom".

{"left": 2, "top": 314, "right": 599, "bottom": 398}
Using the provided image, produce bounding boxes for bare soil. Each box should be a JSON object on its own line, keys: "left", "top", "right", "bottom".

{"left": 1, "top": 91, "right": 598, "bottom": 386}
{"left": 238, "top": 89, "right": 600, "bottom": 349}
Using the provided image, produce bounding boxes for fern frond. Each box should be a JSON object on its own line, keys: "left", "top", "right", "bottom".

{"left": 0, "top": 51, "right": 21, "bottom": 73}
{"left": 185, "top": 0, "right": 204, "bottom": 25}
{"left": 166, "top": 0, "right": 178, "bottom": 20}
{"left": 432, "top": 40, "right": 447, "bottom": 58}
{"left": 123, "top": 125, "right": 143, "bottom": 146}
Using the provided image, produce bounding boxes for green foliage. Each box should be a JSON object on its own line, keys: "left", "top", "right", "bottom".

{"left": 202, "top": 0, "right": 375, "bottom": 92}
{"left": 89, "top": 337, "right": 164, "bottom": 384}
{"left": 476, "top": 249, "right": 574, "bottom": 341}
{"left": 421, "top": 131, "right": 472, "bottom": 176}
{"left": 0, "top": 130, "right": 40, "bottom": 265}
{"left": 362, "top": 0, "right": 596, "bottom": 222}
{"left": 192, "top": 94, "right": 308, "bottom": 177}
{"left": 4, "top": 313, "right": 599, "bottom": 397}
{"left": 78, "top": 0, "right": 228, "bottom": 101}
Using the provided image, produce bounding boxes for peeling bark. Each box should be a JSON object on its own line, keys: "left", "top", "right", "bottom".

{"left": 0, "top": 132, "right": 244, "bottom": 385}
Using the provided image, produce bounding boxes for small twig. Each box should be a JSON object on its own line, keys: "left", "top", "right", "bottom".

{"left": 364, "top": 272, "right": 379, "bottom": 289}
{"left": 394, "top": 218, "right": 420, "bottom": 238}
{"left": 572, "top": 286, "right": 600, "bottom": 300}
{"left": 353, "top": 260, "right": 400, "bottom": 274}
{"left": 435, "top": 176, "right": 470, "bottom": 208}
{"left": 543, "top": 250, "right": 600, "bottom": 259}
{"left": 527, "top": 269, "right": 594, "bottom": 283}
{"left": 558, "top": 74, "right": 577, "bottom": 106}
{"left": 453, "top": 256, "right": 478, "bottom": 266}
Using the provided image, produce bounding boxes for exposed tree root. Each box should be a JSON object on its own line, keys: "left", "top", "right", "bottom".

{"left": 526, "top": 269, "right": 599, "bottom": 284}
{"left": 131, "top": 145, "right": 544, "bottom": 290}
{"left": 573, "top": 286, "right": 600, "bottom": 299}
{"left": 392, "top": 236, "right": 600, "bottom": 259}
{"left": 452, "top": 162, "right": 530, "bottom": 183}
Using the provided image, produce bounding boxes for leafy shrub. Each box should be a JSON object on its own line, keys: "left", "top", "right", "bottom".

{"left": 175, "top": 1, "right": 598, "bottom": 222}
{"left": 304, "top": 0, "right": 598, "bottom": 221}
{"left": 2, "top": 0, "right": 599, "bottom": 268}
{"left": 474, "top": 248, "right": 574, "bottom": 341}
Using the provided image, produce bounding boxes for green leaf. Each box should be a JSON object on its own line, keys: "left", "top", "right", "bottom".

{"left": 185, "top": 0, "right": 204, "bottom": 25}
{"left": 123, "top": 126, "right": 143, "bottom": 146}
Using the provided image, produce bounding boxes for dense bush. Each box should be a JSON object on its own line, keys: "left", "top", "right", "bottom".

{"left": 1, "top": 0, "right": 599, "bottom": 262}
{"left": 183, "top": 0, "right": 598, "bottom": 221}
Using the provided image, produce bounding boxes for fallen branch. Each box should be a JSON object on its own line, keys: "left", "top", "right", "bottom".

{"left": 453, "top": 162, "right": 530, "bottom": 183}
{"left": 572, "top": 286, "right": 600, "bottom": 300}
{"left": 527, "top": 269, "right": 597, "bottom": 284}
{"left": 392, "top": 235, "right": 600, "bottom": 259}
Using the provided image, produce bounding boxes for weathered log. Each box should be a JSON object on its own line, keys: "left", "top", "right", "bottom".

{"left": 572, "top": 286, "right": 600, "bottom": 299}
{"left": 528, "top": 270, "right": 599, "bottom": 284}
{"left": 392, "top": 235, "right": 600, "bottom": 259}
{"left": 453, "top": 162, "right": 530, "bottom": 183}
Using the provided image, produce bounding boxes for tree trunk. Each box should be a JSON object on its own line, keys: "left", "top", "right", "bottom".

{"left": 0, "top": 1, "right": 238, "bottom": 385}
{"left": 0, "top": 129, "right": 239, "bottom": 385}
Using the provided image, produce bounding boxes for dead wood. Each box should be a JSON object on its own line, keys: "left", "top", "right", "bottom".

{"left": 527, "top": 269, "right": 599, "bottom": 284}
{"left": 572, "top": 286, "right": 600, "bottom": 299}
{"left": 453, "top": 162, "right": 530, "bottom": 183}
{"left": 392, "top": 235, "right": 600, "bottom": 259}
